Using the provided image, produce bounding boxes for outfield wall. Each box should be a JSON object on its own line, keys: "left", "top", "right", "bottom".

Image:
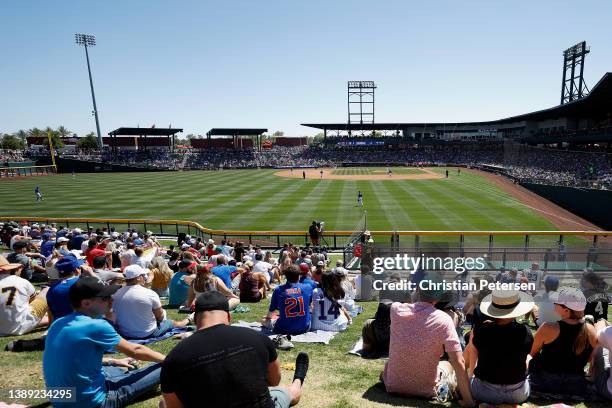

{"left": 521, "top": 183, "right": 612, "bottom": 230}
{"left": 36, "top": 157, "right": 170, "bottom": 173}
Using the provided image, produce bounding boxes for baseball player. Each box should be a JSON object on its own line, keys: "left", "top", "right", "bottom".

{"left": 35, "top": 186, "right": 43, "bottom": 201}
{"left": 357, "top": 191, "right": 363, "bottom": 207}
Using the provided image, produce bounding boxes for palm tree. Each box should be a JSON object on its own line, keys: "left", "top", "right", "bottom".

{"left": 56, "top": 125, "right": 71, "bottom": 139}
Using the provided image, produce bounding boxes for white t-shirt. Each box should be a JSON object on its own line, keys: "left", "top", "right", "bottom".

{"left": 253, "top": 261, "right": 273, "bottom": 283}
{"left": 0, "top": 274, "right": 39, "bottom": 336}
{"left": 120, "top": 249, "right": 137, "bottom": 268}
{"left": 135, "top": 257, "right": 150, "bottom": 270}
{"left": 112, "top": 284, "right": 162, "bottom": 339}
{"left": 310, "top": 288, "right": 348, "bottom": 332}
{"left": 597, "top": 326, "right": 612, "bottom": 395}
{"left": 534, "top": 291, "right": 560, "bottom": 326}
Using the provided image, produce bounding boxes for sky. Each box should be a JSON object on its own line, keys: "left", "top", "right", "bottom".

{"left": 1, "top": 1, "right": 611, "bottom": 138}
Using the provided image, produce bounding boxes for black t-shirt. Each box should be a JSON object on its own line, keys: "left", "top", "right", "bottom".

{"left": 473, "top": 321, "right": 533, "bottom": 385}
{"left": 308, "top": 225, "right": 319, "bottom": 239}
{"left": 161, "top": 324, "right": 278, "bottom": 408}
{"left": 583, "top": 289, "right": 610, "bottom": 321}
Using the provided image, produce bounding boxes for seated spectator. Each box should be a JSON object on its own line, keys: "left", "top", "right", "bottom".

{"left": 264, "top": 264, "right": 314, "bottom": 336}
{"left": 593, "top": 319, "right": 612, "bottom": 400}
{"left": 529, "top": 286, "right": 598, "bottom": 396}
{"left": 239, "top": 261, "right": 270, "bottom": 303}
{"left": 0, "top": 256, "right": 49, "bottom": 336}
{"left": 253, "top": 253, "right": 275, "bottom": 283}
{"left": 149, "top": 256, "right": 173, "bottom": 298}
{"left": 134, "top": 246, "right": 151, "bottom": 269}
{"left": 168, "top": 259, "right": 195, "bottom": 307}
{"left": 7, "top": 240, "right": 47, "bottom": 282}
{"left": 534, "top": 275, "right": 561, "bottom": 326}
{"left": 92, "top": 256, "right": 124, "bottom": 284}
{"left": 39, "top": 232, "right": 56, "bottom": 258}
{"left": 120, "top": 242, "right": 137, "bottom": 270}
{"left": 467, "top": 290, "right": 534, "bottom": 404}
{"left": 312, "top": 261, "right": 325, "bottom": 283}
{"left": 211, "top": 255, "right": 237, "bottom": 290}
{"left": 186, "top": 264, "right": 239, "bottom": 310}
{"left": 311, "top": 271, "right": 351, "bottom": 332}
{"left": 362, "top": 300, "right": 393, "bottom": 356}
{"left": 581, "top": 269, "right": 610, "bottom": 322}
{"left": 294, "top": 251, "right": 312, "bottom": 267}
{"left": 112, "top": 265, "right": 190, "bottom": 340}
{"left": 161, "top": 292, "right": 308, "bottom": 408}
{"left": 298, "top": 262, "right": 317, "bottom": 289}
{"left": 47, "top": 255, "right": 90, "bottom": 322}
{"left": 43, "top": 277, "right": 165, "bottom": 408}
{"left": 381, "top": 272, "right": 474, "bottom": 406}
{"left": 56, "top": 237, "right": 72, "bottom": 257}
{"left": 85, "top": 238, "right": 106, "bottom": 267}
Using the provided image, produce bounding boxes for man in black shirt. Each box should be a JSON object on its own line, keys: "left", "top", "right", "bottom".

{"left": 308, "top": 221, "right": 321, "bottom": 246}
{"left": 161, "top": 291, "right": 309, "bottom": 408}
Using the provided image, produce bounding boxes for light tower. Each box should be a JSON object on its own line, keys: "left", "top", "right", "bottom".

{"left": 75, "top": 33, "right": 103, "bottom": 148}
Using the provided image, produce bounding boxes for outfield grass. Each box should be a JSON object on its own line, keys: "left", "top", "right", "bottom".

{"left": 0, "top": 168, "right": 555, "bottom": 233}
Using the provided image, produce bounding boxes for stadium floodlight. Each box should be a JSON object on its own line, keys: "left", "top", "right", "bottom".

{"left": 75, "top": 33, "right": 103, "bottom": 148}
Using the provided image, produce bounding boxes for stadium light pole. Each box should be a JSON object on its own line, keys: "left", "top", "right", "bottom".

{"left": 75, "top": 33, "right": 103, "bottom": 149}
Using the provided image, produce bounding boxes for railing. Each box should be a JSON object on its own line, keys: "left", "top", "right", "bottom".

{"left": 0, "top": 165, "right": 57, "bottom": 178}
{"left": 0, "top": 216, "right": 609, "bottom": 249}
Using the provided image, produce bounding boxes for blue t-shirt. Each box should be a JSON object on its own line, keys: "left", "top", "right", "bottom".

{"left": 211, "top": 265, "right": 237, "bottom": 289}
{"left": 70, "top": 235, "right": 86, "bottom": 251}
{"left": 43, "top": 312, "right": 121, "bottom": 408}
{"left": 299, "top": 276, "right": 318, "bottom": 290}
{"left": 169, "top": 271, "right": 190, "bottom": 306}
{"left": 40, "top": 240, "right": 56, "bottom": 258}
{"left": 47, "top": 277, "right": 79, "bottom": 319}
{"left": 269, "top": 282, "right": 314, "bottom": 335}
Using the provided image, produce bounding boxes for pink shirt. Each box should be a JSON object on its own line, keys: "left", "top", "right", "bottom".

{"left": 383, "top": 302, "right": 461, "bottom": 398}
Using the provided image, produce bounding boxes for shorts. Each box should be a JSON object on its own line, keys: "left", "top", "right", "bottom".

{"left": 269, "top": 387, "right": 291, "bottom": 408}
{"left": 30, "top": 297, "right": 48, "bottom": 320}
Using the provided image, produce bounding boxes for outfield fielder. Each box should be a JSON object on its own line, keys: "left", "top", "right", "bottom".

{"left": 34, "top": 186, "right": 43, "bottom": 201}
{"left": 357, "top": 191, "right": 363, "bottom": 207}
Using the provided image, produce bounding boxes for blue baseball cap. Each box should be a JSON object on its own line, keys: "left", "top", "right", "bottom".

{"left": 55, "top": 255, "right": 85, "bottom": 276}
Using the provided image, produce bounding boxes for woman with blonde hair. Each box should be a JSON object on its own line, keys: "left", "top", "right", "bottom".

{"left": 149, "top": 256, "right": 173, "bottom": 298}
{"left": 186, "top": 264, "right": 240, "bottom": 310}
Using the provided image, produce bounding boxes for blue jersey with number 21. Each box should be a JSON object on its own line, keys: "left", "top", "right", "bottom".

{"left": 269, "top": 282, "right": 313, "bottom": 335}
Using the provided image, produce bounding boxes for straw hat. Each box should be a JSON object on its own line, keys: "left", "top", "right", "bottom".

{"left": 480, "top": 290, "right": 534, "bottom": 319}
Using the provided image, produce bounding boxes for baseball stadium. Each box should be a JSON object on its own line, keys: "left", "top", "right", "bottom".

{"left": 2, "top": 4, "right": 612, "bottom": 408}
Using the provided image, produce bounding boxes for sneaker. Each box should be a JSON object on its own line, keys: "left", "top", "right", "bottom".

{"left": 273, "top": 335, "right": 294, "bottom": 350}
{"left": 293, "top": 352, "right": 309, "bottom": 385}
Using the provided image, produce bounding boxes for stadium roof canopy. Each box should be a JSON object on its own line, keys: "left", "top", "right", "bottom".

{"left": 206, "top": 128, "right": 268, "bottom": 136}
{"left": 302, "top": 72, "right": 612, "bottom": 130}
{"left": 108, "top": 127, "right": 183, "bottom": 136}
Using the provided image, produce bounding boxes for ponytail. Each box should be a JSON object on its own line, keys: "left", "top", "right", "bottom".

{"left": 569, "top": 309, "right": 588, "bottom": 355}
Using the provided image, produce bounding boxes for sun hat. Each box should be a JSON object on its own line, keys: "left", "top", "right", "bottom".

{"left": 549, "top": 286, "right": 587, "bottom": 312}
{"left": 480, "top": 290, "right": 535, "bottom": 319}
{"left": 124, "top": 264, "right": 150, "bottom": 280}
{"left": 0, "top": 256, "right": 22, "bottom": 272}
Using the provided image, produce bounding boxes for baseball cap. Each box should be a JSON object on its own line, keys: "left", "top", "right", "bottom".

{"left": 55, "top": 255, "right": 86, "bottom": 275}
{"left": 299, "top": 263, "right": 310, "bottom": 273}
{"left": 124, "top": 264, "right": 150, "bottom": 279}
{"left": 69, "top": 277, "right": 121, "bottom": 305}
{"left": 317, "top": 261, "right": 325, "bottom": 267}
{"left": 550, "top": 286, "right": 587, "bottom": 312}
{"left": 57, "top": 237, "right": 70, "bottom": 243}
{"left": 12, "top": 240, "right": 29, "bottom": 250}
{"left": 194, "top": 291, "right": 229, "bottom": 313}
{"left": 179, "top": 259, "right": 195, "bottom": 269}
{"left": 42, "top": 233, "right": 51, "bottom": 240}
{"left": 180, "top": 243, "right": 191, "bottom": 250}
{"left": 0, "top": 256, "right": 22, "bottom": 272}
